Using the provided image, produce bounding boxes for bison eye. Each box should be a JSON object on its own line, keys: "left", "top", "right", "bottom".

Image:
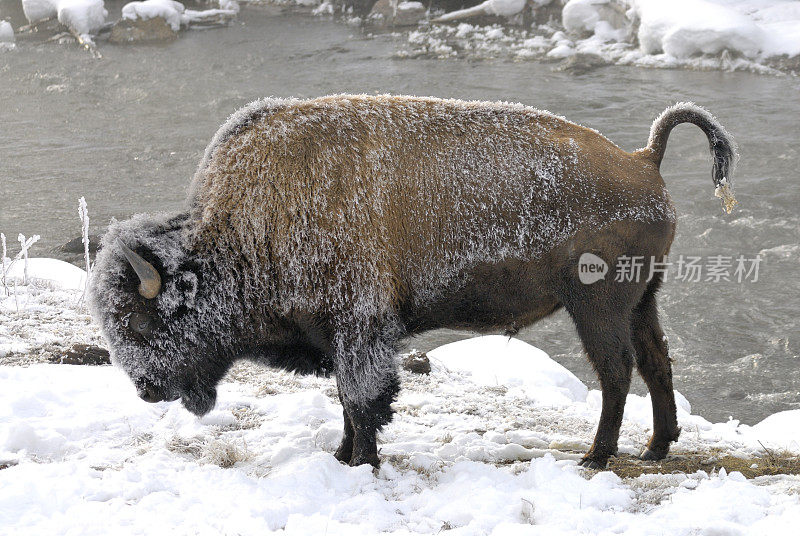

{"left": 129, "top": 313, "right": 154, "bottom": 337}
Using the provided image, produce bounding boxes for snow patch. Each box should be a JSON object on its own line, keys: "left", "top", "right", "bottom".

{"left": 417, "top": 0, "right": 800, "bottom": 72}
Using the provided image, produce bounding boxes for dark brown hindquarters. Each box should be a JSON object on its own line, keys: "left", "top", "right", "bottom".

{"left": 556, "top": 220, "right": 676, "bottom": 469}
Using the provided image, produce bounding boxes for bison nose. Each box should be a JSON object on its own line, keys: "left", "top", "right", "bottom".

{"left": 137, "top": 382, "right": 166, "bottom": 403}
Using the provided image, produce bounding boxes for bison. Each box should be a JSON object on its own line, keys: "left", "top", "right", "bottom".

{"left": 89, "top": 95, "right": 737, "bottom": 469}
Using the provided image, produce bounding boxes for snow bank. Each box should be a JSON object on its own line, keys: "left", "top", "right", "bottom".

{"left": 420, "top": 0, "right": 800, "bottom": 71}
{"left": 560, "top": 0, "right": 800, "bottom": 61}
{"left": 428, "top": 335, "right": 588, "bottom": 406}
{"left": 22, "top": 0, "right": 107, "bottom": 36}
{"left": 633, "top": 0, "right": 764, "bottom": 58}
{"left": 3, "top": 258, "right": 86, "bottom": 291}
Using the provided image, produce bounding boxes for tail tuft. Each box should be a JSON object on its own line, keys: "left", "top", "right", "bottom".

{"left": 644, "top": 102, "right": 738, "bottom": 214}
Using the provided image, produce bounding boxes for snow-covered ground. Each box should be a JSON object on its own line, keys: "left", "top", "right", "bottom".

{"left": 2, "top": 261, "right": 799, "bottom": 534}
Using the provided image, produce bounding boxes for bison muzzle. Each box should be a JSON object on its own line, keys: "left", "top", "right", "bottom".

{"left": 89, "top": 95, "right": 737, "bottom": 470}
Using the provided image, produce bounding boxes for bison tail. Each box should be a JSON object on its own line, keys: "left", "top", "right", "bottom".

{"left": 642, "top": 102, "right": 738, "bottom": 214}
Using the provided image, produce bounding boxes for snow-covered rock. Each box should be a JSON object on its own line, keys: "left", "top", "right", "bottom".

{"left": 0, "top": 21, "right": 14, "bottom": 44}
{"left": 3, "top": 258, "right": 87, "bottom": 291}
{"left": 370, "top": 0, "right": 426, "bottom": 27}
{"left": 433, "top": 0, "right": 526, "bottom": 23}
{"left": 121, "top": 0, "right": 185, "bottom": 31}
{"left": 428, "top": 335, "right": 588, "bottom": 406}
{"left": 22, "top": 0, "right": 108, "bottom": 36}
{"left": 108, "top": 15, "right": 178, "bottom": 43}
{"left": 121, "top": 0, "right": 238, "bottom": 32}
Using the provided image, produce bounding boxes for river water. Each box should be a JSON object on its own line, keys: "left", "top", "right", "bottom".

{"left": 1, "top": 4, "right": 798, "bottom": 424}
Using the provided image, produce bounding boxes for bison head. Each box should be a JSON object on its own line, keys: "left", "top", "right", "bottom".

{"left": 89, "top": 212, "right": 236, "bottom": 416}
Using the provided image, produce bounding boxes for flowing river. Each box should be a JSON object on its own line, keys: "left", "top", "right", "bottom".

{"left": 1, "top": 3, "right": 798, "bottom": 424}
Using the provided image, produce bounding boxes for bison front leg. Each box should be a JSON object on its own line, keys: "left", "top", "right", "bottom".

{"left": 334, "top": 384, "right": 355, "bottom": 463}
{"left": 333, "top": 336, "right": 400, "bottom": 469}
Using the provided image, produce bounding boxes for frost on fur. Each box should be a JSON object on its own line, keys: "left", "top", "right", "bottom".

{"left": 91, "top": 95, "right": 680, "bottom": 444}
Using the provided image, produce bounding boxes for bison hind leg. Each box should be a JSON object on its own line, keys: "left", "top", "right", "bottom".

{"left": 631, "top": 279, "right": 680, "bottom": 460}
{"left": 559, "top": 278, "right": 641, "bottom": 469}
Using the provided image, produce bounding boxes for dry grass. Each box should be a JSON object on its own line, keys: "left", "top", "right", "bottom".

{"left": 166, "top": 436, "right": 252, "bottom": 468}
{"left": 606, "top": 450, "right": 800, "bottom": 479}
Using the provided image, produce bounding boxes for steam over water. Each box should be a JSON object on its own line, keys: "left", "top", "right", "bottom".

{"left": 1, "top": 5, "right": 798, "bottom": 424}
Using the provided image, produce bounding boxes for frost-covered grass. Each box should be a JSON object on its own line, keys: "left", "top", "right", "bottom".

{"left": 2, "top": 277, "right": 800, "bottom": 534}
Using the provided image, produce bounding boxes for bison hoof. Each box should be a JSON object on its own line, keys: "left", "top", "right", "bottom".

{"left": 640, "top": 448, "right": 668, "bottom": 461}
{"left": 349, "top": 453, "right": 380, "bottom": 469}
{"left": 579, "top": 457, "right": 608, "bottom": 470}
{"left": 334, "top": 442, "right": 353, "bottom": 464}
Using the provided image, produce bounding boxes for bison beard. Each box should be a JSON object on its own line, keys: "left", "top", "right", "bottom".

{"left": 89, "top": 95, "right": 737, "bottom": 470}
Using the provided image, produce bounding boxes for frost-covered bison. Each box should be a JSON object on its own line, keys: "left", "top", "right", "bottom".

{"left": 90, "top": 95, "right": 737, "bottom": 469}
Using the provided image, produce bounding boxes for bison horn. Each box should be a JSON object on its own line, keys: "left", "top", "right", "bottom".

{"left": 117, "top": 239, "right": 162, "bottom": 299}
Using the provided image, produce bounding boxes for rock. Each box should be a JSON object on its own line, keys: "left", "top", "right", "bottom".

{"left": 58, "top": 235, "right": 101, "bottom": 255}
{"left": 369, "top": 0, "right": 427, "bottom": 28}
{"left": 765, "top": 54, "right": 800, "bottom": 75}
{"left": 50, "top": 344, "right": 111, "bottom": 365}
{"left": 108, "top": 17, "right": 177, "bottom": 44}
{"left": 531, "top": 0, "right": 563, "bottom": 27}
{"left": 401, "top": 350, "right": 431, "bottom": 374}
{"left": 554, "top": 53, "right": 607, "bottom": 74}
{"left": 339, "top": 0, "right": 377, "bottom": 16}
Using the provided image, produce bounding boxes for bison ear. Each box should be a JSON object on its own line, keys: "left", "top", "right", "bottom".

{"left": 117, "top": 239, "right": 162, "bottom": 299}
